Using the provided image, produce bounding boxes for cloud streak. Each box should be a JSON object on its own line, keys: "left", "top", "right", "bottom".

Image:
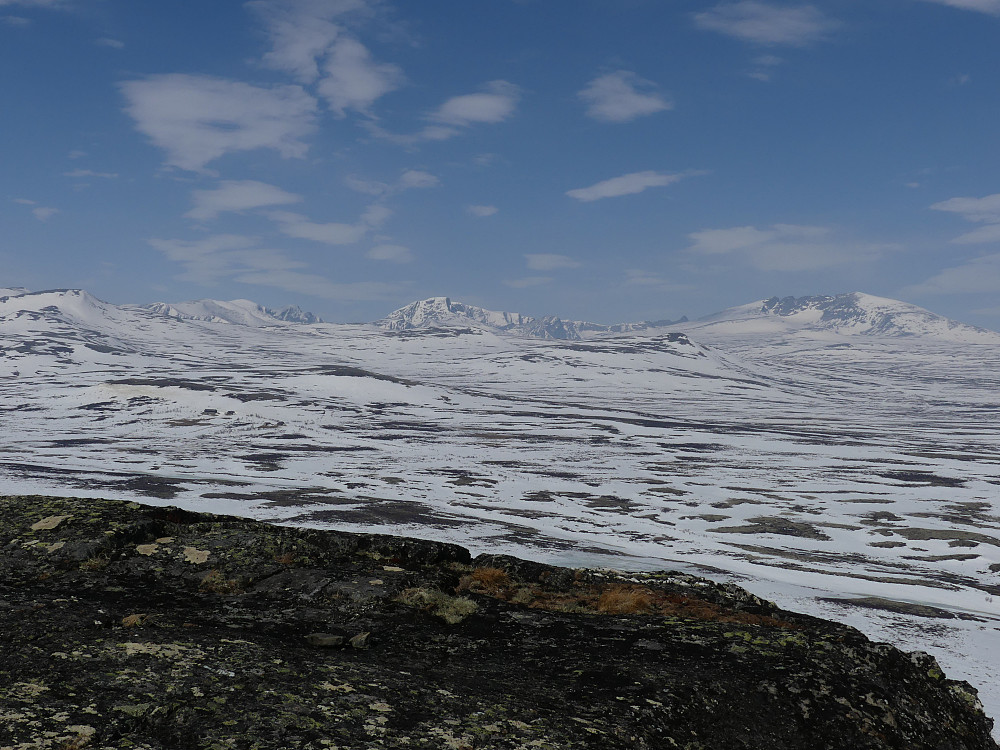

{"left": 186, "top": 180, "right": 302, "bottom": 221}
{"left": 686, "top": 223, "right": 897, "bottom": 271}
{"left": 694, "top": 2, "right": 838, "bottom": 46}
{"left": 918, "top": 0, "right": 1000, "bottom": 14}
{"left": 566, "top": 170, "right": 692, "bottom": 202}
{"left": 930, "top": 193, "right": 1000, "bottom": 243}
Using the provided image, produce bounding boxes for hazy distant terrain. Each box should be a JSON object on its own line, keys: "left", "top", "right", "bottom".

{"left": 2, "top": 288, "right": 998, "bottom": 730}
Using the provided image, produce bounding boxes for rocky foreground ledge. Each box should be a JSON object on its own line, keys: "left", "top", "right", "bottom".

{"left": 1, "top": 496, "right": 996, "bottom": 750}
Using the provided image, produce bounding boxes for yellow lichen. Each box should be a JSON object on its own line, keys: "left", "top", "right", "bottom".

{"left": 31, "top": 515, "right": 70, "bottom": 531}
{"left": 183, "top": 547, "right": 210, "bottom": 564}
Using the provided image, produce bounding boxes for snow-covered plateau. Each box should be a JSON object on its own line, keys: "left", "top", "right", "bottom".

{"left": 2, "top": 287, "right": 999, "bottom": 733}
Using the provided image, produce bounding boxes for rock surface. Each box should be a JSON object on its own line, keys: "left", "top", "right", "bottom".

{"left": 1, "top": 495, "right": 996, "bottom": 750}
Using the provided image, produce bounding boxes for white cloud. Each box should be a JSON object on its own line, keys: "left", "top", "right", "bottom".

{"left": 918, "top": 0, "right": 1000, "bottom": 14}
{"left": 96, "top": 37, "right": 124, "bottom": 48}
{"left": 32, "top": 206, "right": 58, "bottom": 221}
{"left": 366, "top": 81, "right": 521, "bottom": 145}
{"left": 566, "top": 170, "right": 690, "bottom": 202}
{"left": 504, "top": 276, "right": 552, "bottom": 288}
{"left": 396, "top": 169, "right": 439, "bottom": 190}
{"left": 267, "top": 210, "right": 370, "bottom": 245}
{"left": 951, "top": 224, "right": 1000, "bottom": 245}
{"left": 367, "top": 243, "right": 412, "bottom": 263}
{"left": 429, "top": 80, "right": 520, "bottom": 127}
{"left": 360, "top": 203, "right": 392, "bottom": 226}
{"left": 120, "top": 74, "right": 317, "bottom": 172}
{"left": 930, "top": 193, "right": 1000, "bottom": 224}
{"left": 318, "top": 37, "right": 403, "bottom": 117}
{"left": 525, "top": 253, "right": 580, "bottom": 271}
{"left": 63, "top": 169, "right": 118, "bottom": 179}
{"left": 249, "top": 0, "right": 369, "bottom": 82}
{"left": 467, "top": 204, "right": 498, "bottom": 217}
{"left": 578, "top": 71, "right": 672, "bottom": 123}
{"left": 2, "top": 15, "right": 29, "bottom": 24}
{"left": 694, "top": 2, "right": 838, "bottom": 46}
{"left": 67, "top": 150, "right": 86, "bottom": 159}
{"left": 686, "top": 223, "right": 895, "bottom": 271}
{"left": 905, "top": 253, "right": 1000, "bottom": 294}
{"left": 185, "top": 180, "right": 301, "bottom": 221}
{"left": 13, "top": 198, "right": 35, "bottom": 205}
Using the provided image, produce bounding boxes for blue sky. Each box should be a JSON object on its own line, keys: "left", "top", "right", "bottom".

{"left": 3, "top": 0, "right": 1000, "bottom": 326}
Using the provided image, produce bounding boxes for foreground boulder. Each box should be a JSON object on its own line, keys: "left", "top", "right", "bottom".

{"left": 0, "top": 495, "right": 995, "bottom": 750}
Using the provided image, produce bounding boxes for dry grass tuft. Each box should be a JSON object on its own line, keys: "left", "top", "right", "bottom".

{"left": 458, "top": 567, "right": 512, "bottom": 596}
{"left": 198, "top": 569, "right": 242, "bottom": 595}
{"left": 597, "top": 585, "right": 654, "bottom": 615}
{"left": 121, "top": 613, "right": 149, "bottom": 628}
{"left": 273, "top": 552, "right": 296, "bottom": 565}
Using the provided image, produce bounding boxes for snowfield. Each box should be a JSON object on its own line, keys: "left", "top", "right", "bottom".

{"left": 2, "top": 288, "right": 999, "bottom": 734}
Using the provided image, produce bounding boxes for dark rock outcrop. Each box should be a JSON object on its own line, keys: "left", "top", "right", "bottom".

{"left": 1, "top": 495, "right": 996, "bottom": 750}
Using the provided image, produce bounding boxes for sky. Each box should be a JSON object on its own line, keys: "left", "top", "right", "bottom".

{"left": 2, "top": 0, "right": 1000, "bottom": 327}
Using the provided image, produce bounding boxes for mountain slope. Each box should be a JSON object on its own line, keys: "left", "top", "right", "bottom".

{"left": 141, "top": 299, "right": 322, "bottom": 325}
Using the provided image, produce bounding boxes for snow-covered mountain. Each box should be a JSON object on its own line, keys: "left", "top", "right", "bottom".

{"left": 686, "top": 292, "right": 999, "bottom": 343}
{"left": 141, "top": 299, "right": 322, "bottom": 325}
{"left": 1, "top": 284, "right": 1000, "bottom": 729}
{"left": 375, "top": 296, "right": 684, "bottom": 340}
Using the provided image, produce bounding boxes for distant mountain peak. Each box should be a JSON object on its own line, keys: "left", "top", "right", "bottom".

{"left": 696, "top": 292, "right": 998, "bottom": 342}
{"left": 376, "top": 297, "right": 686, "bottom": 340}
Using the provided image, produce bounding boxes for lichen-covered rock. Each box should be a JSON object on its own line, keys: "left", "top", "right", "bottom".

{"left": 0, "top": 494, "right": 996, "bottom": 750}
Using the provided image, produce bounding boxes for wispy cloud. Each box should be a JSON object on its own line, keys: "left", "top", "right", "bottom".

{"left": 370, "top": 81, "right": 521, "bottom": 145}
{"left": 578, "top": 71, "right": 672, "bottom": 123}
{"left": 694, "top": 2, "right": 838, "bottom": 46}
{"left": 525, "top": 253, "right": 580, "bottom": 271}
{"left": 2, "top": 15, "right": 29, "bottom": 24}
{"left": 96, "top": 37, "right": 124, "bottom": 48}
{"left": 905, "top": 252, "right": 1000, "bottom": 294}
{"left": 345, "top": 169, "right": 439, "bottom": 196}
{"left": 148, "top": 234, "right": 296, "bottom": 283}
{"left": 930, "top": 193, "right": 1000, "bottom": 244}
{"left": 13, "top": 198, "right": 58, "bottom": 221}
{"left": 504, "top": 276, "right": 552, "bottom": 288}
{"left": 918, "top": 0, "right": 1000, "bottom": 14}
{"left": 686, "top": 223, "right": 896, "bottom": 271}
{"left": 186, "top": 180, "right": 302, "bottom": 221}
{"left": 149, "top": 232, "right": 401, "bottom": 300}
{"left": 623, "top": 268, "right": 690, "bottom": 292}
{"left": 566, "top": 170, "right": 693, "bottom": 202}
{"left": 120, "top": 74, "right": 317, "bottom": 172}
{"left": 467, "top": 204, "right": 498, "bottom": 217}
{"left": 267, "top": 210, "right": 370, "bottom": 245}
{"left": 63, "top": 169, "right": 118, "bottom": 179}
{"left": 367, "top": 243, "right": 412, "bottom": 263}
